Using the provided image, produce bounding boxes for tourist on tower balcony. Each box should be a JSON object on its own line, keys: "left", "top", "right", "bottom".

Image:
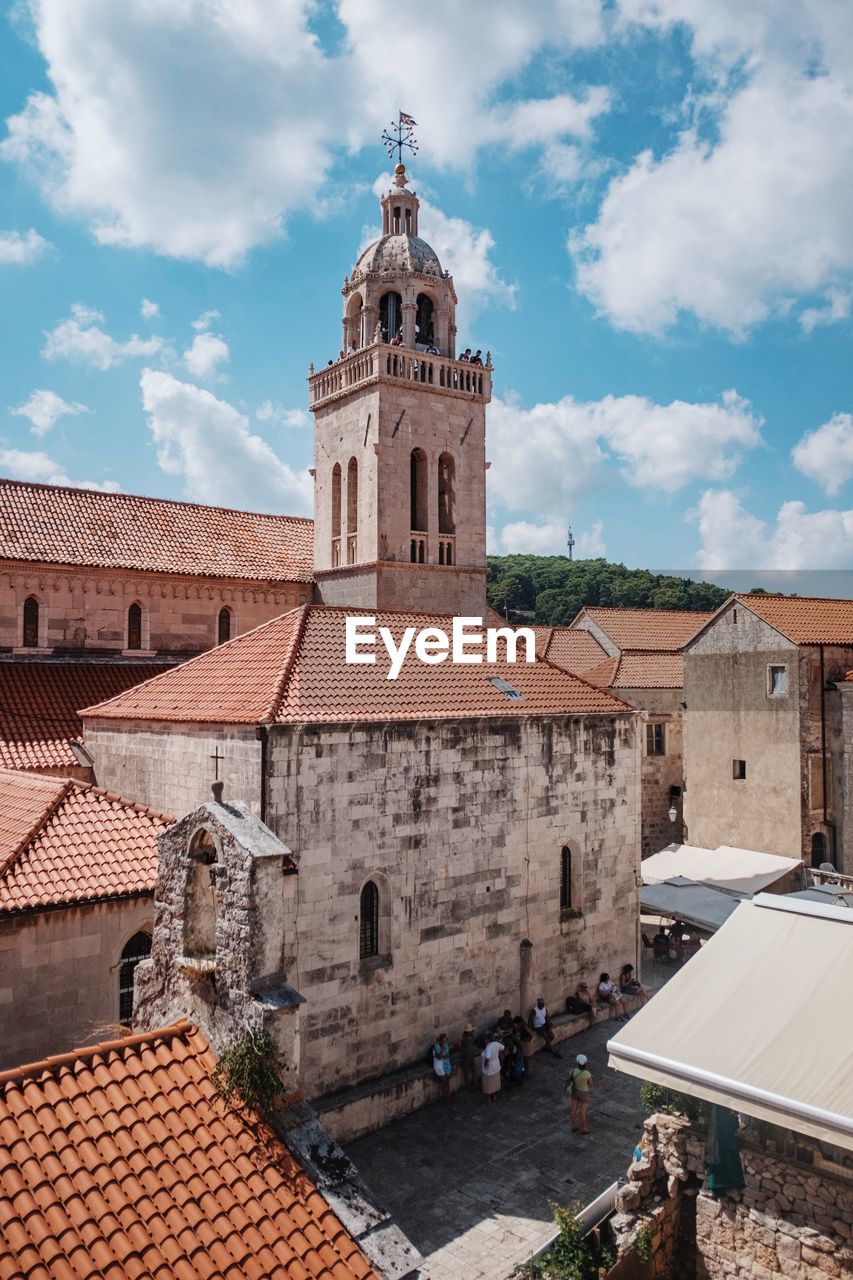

{"left": 390, "top": 328, "right": 403, "bottom": 346}
{"left": 470, "top": 349, "right": 483, "bottom": 366}
{"left": 347, "top": 340, "right": 358, "bottom": 355}
{"left": 458, "top": 347, "right": 471, "bottom": 362}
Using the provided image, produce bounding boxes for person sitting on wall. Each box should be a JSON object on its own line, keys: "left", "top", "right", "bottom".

{"left": 566, "top": 982, "right": 598, "bottom": 1024}
{"left": 619, "top": 963, "right": 650, "bottom": 1006}
{"left": 529, "top": 997, "right": 561, "bottom": 1057}
{"left": 598, "top": 972, "right": 629, "bottom": 1021}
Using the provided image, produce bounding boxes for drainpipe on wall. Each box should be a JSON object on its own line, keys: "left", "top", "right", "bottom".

{"left": 818, "top": 645, "right": 837, "bottom": 863}
{"left": 256, "top": 723, "right": 268, "bottom": 824}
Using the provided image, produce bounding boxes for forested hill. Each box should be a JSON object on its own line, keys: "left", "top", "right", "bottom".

{"left": 485, "top": 556, "right": 730, "bottom": 626}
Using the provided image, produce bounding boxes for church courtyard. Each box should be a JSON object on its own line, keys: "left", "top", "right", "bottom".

{"left": 347, "top": 1014, "right": 648, "bottom": 1280}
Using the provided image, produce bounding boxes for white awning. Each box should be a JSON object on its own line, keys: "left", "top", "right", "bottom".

{"left": 642, "top": 843, "right": 801, "bottom": 895}
{"left": 640, "top": 879, "right": 741, "bottom": 933}
{"left": 609, "top": 895, "right": 853, "bottom": 1150}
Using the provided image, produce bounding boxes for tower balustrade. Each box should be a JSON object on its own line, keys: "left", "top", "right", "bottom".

{"left": 309, "top": 343, "right": 491, "bottom": 408}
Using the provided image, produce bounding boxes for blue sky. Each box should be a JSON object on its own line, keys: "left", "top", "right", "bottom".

{"left": 1, "top": 0, "right": 852, "bottom": 575}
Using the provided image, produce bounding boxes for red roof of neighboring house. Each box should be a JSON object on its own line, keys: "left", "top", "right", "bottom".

{"left": 583, "top": 652, "right": 684, "bottom": 690}
{"left": 0, "top": 1020, "right": 380, "bottom": 1280}
{"left": 83, "top": 605, "right": 632, "bottom": 725}
{"left": 0, "top": 767, "right": 171, "bottom": 914}
{"left": 0, "top": 477, "right": 314, "bottom": 581}
{"left": 539, "top": 627, "right": 609, "bottom": 675}
{"left": 726, "top": 594, "right": 853, "bottom": 646}
{"left": 0, "top": 661, "right": 172, "bottom": 772}
{"left": 573, "top": 607, "right": 713, "bottom": 651}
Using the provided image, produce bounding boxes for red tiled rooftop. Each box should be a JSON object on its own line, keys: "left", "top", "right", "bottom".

{"left": 583, "top": 651, "right": 684, "bottom": 689}
{"left": 726, "top": 594, "right": 853, "bottom": 646}
{"left": 538, "top": 628, "right": 609, "bottom": 675}
{"left": 0, "top": 661, "right": 172, "bottom": 772}
{"left": 0, "top": 1020, "right": 379, "bottom": 1280}
{"left": 0, "top": 767, "right": 171, "bottom": 914}
{"left": 82, "top": 606, "right": 632, "bottom": 725}
{"left": 0, "top": 477, "right": 314, "bottom": 581}
{"left": 573, "top": 606, "right": 713, "bottom": 651}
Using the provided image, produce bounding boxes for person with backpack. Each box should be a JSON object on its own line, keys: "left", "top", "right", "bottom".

{"left": 567, "top": 1053, "right": 593, "bottom": 1134}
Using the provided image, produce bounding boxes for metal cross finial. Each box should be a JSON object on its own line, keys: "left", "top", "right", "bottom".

{"left": 567, "top": 526, "right": 575, "bottom": 562}
{"left": 382, "top": 111, "right": 419, "bottom": 166}
{"left": 210, "top": 746, "right": 224, "bottom": 780}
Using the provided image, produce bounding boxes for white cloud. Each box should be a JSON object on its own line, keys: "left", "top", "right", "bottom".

{"left": 256, "top": 401, "right": 310, "bottom": 429}
{"left": 792, "top": 412, "right": 853, "bottom": 495}
{"left": 140, "top": 297, "right": 160, "bottom": 318}
{"left": 140, "top": 369, "right": 312, "bottom": 514}
{"left": 573, "top": 1, "right": 853, "bottom": 334}
{"left": 0, "top": 446, "right": 119, "bottom": 490}
{"left": 800, "top": 290, "right": 850, "bottom": 334}
{"left": 0, "top": 228, "right": 51, "bottom": 264}
{"left": 693, "top": 489, "right": 853, "bottom": 570}
{"left": 487, "top": 388, "right": 761, "bottom": 515}
{"left": 182, "top": 331, "right": 229, "bottom": 381}
{"left": 192, "top": 309, "right": 220, "bottom": 332}
{"left": 43, "top": 303, "right": 164, "bottom": 370}
{"left": 10, "top": 388, "right": 89, "bottom": 436}
{"left": 495, "top": 516, "right": 606, "bottom": 557}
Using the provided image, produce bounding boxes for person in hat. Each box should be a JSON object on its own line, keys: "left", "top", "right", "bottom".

{"left": 568, "top": 1053, "right": 593, "bottom": 1134}
{"left": 459, "top": 1023, "right": 478, "bottom": 1089}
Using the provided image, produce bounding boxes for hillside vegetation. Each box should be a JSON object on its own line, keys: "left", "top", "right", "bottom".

{"left": 485, "top": 556, "right": 730, "bottom": 627}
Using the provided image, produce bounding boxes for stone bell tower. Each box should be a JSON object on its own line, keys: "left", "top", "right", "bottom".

{"left": 309, "top": 162, "right": 490, "bottom": 614}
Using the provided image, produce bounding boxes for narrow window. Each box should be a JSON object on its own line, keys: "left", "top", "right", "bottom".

{"left": 331, "top": 462, "right": 342, "bottom": 563}
{"left": 646, "top": 723, "right": 666, "bottom": 756}
{"left": 415, "top": 293, "right": 434, "bottom": 345}
{"left": 731, "top": 609, "right": 738, "bottom": 624}
{"left": 360, "top": 880, "right": 379, "bottom": 960}
{"left": 347, "top": 458, "right": 358, "bottom": 534}
{"left": 217, "top": 607, "right": 231, "bottom": 646}
{"left": 410, "top": 448, "right": 428, "bottom": 533}
{"left": 438, "top": 452, "right": 455, "bottom": 534}
{"left": 22, "top": 596, "right": 39, "bottom": 648}
{"left": 767, "top": 665, "right": 788, "bottom": 697}
{"left": 379, "top": 290, "right": 402, "bottom": 341}
{"left": 127, "top": 602, "right": 142, "bottom": 650}
{"left": 118, "top": 931, "right": 152, "bottom": 1025}
{"left": 733, "top": 759, "right": 747, "bottom": 780}
{"left": 560, "top": 847, "right": 572, "bottom": 911}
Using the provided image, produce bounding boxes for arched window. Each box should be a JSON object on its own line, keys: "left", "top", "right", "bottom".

{"left": 438, "top": 452, "right": 455, "bottom": 535}
{"left": 127, "top": 602, "right": 142, "bottom": 651}
{"left": 410, "top": 449, "right": 428, "bottom": 533}
{"left": 346, "top": 291, "right": 364, "bottom": 349}
{"left": 346, "top": 457, "right": 358, "bottom": 564}
{"left": 22, "top": 596, "right": 39, "bottom": 648}
{"left": 811, "top": 831, "right": 829, "bottom": 868}
{"left": 359, "top": 880, "right": 379, "bottom": 960}
{"left": 415, "top": 293, "right": 434, "bottom": 345}
{"left": 379, "top": 290, "right": 402, "bottom": 342}
{"left": 560, "top": 847, "right": 573, "bottom": 911}
{"left": 118, "top": 931, "right": 152, "bottom": 1024}
{"left": 331, "top": 463, "right": 342, "bottom": 564}
{"left": 217, "top": 607, "right": 231, "bottom": 646}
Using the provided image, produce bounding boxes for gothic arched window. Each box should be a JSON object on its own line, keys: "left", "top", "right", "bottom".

{"left": 217, "top": 607, "right": 231, "bottom": 646}
{"left": 359, "top": 880, "right": 379, "bottom": 960}
{"left": 811, "top": 831, "right": 829, "bottom": 868}
{"left": 415, "top": 293, "right": 434, "bottom": 345}
{"left": 22, "top": 596, "right": 39, "bottom": 648}
{"left": 127, "top": 602, "right": 142, "bottom": 651}
{"left": 438, "top": 452, "right": 455, "bottom": 535}
{"left": 118, "top": 931, "right": 152, "bottom": 1024}
{"left": 379, "top": 291, "right": 402, "bottom": 342}
{"left": 560, "top": 846, "right": 573, "bottom": 911}
{"left": 346, "top": 458, "right": 358, "bottom": 564}
{"left": 331, "top": 463, "right": 342, "bottom": 564}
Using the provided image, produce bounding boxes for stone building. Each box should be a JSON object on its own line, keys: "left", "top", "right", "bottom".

{"left": 683, "top": 594, "right": 853, "bottom": 870}
{"left": 0, "top": 766, "right": 170, "bottom": 1067}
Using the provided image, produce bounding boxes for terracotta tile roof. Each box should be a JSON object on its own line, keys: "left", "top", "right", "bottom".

{"left": 730, "top": 594, "right": 853, "bottom": 646}
{"left": 0, "top": 661, "right": 172, "bottom": 772}
{"left": 0, "top": 477, "right": 314, "bottom": 582}
{"left": 573, "top": 607, "right": 713, "bottom": 651}
{"left": 0, "top": 767, "right": 171, "bottom": 914}
{"left": 83, "top": 606, "right": 632, "bottom": 725}
{"left": 0, "top": 1020, "right": 379, "bottom": 1280}
{"left": 583, "top": 652, "right": 684, "bottom": 689}
{"left": 539, "top": 628, "right": 609, "bottom": 675}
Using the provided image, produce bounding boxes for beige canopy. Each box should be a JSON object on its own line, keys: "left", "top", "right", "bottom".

{"left": 608, "top": 895, "right": 853, "bottom": 1150}
{"left": 642, "top": 843, "right": 801, "bottom": 895}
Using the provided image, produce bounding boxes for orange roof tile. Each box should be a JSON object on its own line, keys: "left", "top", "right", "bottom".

{"left": 0, "top": 768, "right": 171, "bottom": 914}
{"left": 82, "top": 606, "right": 632, "bottom": 725}
{"left": 583, "top": 652, "right": 684, "bottom": 689}
{"left": 540, "top": 628, "right": 609, "bottom": 675}
{"left": 0, "top": 661, "right": 173, "bottom": 772}
{"left": 729, "top": 594, "right": 853, "bottom": 646}
{"left": 573, "top": 607, "right": 713, "bottom": 651}
{"left": 0, "top": 478, "right": 314, "bottom": 582}
{"left": 0, "top": 1021, "right": 379, "bottom": 1280}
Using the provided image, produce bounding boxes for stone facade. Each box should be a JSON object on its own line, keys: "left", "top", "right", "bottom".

{"left": 624, "top": 689, "right": 685, "bottom": 858}
{"left": 0, "top": 562, "right": 311, "bottom": 658}
{"left": 684, "top": 600, "right": 853, "bottom": 867}
{"left": 0, "top": 895, "right": 153, "bottom": 1068}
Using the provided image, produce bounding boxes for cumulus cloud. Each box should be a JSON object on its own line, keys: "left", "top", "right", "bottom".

{"left": 0, "top": 228, "right": 51, "bottom": 265}
{"left": 192, "top": 309, "right": 220, "bottom": 332}
{"left": 0, "top": 446, "right": 119, "bottom": 490}
{"left": 792, "top": 412, "right": 853, "bottom": 495}
{"left": 573, "top": 1, "right": 853, "bottom": 334}
{"left": 495, "top": 516, "right": 606, "bottom": 557}
{"left": 182, "top": 331, "right": 229, "bottom": 381}
{"left": 800, "top": 291, "right": 850, "bottom": 334}
{"left": 140, "top": 369, "right": 311, "bottom": 514}
{"left": 43, "top": 303, "right": 164, "bottom": 370}
{"left": 256, "top": 401, "right": 310, "bottom": 429}
{"left": 692, "top": 489, "right": 853, "bottom": 569}
{"left": 140, "top": 298, "right": 160, "bottom": 318}
{"left": 487, "top": 388, "right": 761, "bottom": 515}
{"left": 10, "top": 388, "right": 89, "bottom": 436}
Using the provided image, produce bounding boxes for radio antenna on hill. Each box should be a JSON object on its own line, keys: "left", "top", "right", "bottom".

{"left": 567, "top": 526, "right": 575, "bottom": 561}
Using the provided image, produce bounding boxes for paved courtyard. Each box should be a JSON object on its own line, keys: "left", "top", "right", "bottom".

{"left": 346, "top": 1013, "right": 650, "bottom": 1280}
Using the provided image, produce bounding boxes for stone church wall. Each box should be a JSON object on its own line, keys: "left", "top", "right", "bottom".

{"left": 618, "top": 689, "right": 684, "bottom": 858}
{"left": 0, "top": 895, "right": 153, "bottom": 1068}
{"left": 265, "top": 713, "right": 640, "bottom": 1099}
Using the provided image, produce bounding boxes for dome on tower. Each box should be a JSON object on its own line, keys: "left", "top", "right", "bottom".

{"left": 353, "top": 233, "right": 444, "bottom": 279}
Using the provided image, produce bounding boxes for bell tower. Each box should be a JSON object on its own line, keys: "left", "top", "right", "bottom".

{"left": 309, "top": 157, "right": 490, "bottom": 615}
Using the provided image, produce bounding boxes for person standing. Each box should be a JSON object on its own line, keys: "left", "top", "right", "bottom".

{"left": 460, "top": 1023, "right": 477, "bottom": 1090}
{"left": 432, "top": 1032, "right": 452, "bottom": 1101}
{"left": 481, "top": 1031, "right": 504, "bottom": 1103}
{"left": 529, "top": 997, "right": 561, "bottom": 1056}
{"left": 568, "top": 1053, "right": 593, "bottom": 1134}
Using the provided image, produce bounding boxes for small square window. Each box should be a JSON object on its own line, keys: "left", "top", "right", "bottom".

{"left": 646, "top": 723, "right": 666, "bottom": 756}
{"left": 767, "top": 665, "right": 788, "bottom": 697}
{"left": 733, "top": 759, "right": 747, "bottom": 780}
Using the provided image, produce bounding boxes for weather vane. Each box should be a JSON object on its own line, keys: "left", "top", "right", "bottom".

{"left": 382, "top": 111, "right": 419, "bottom": 166}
